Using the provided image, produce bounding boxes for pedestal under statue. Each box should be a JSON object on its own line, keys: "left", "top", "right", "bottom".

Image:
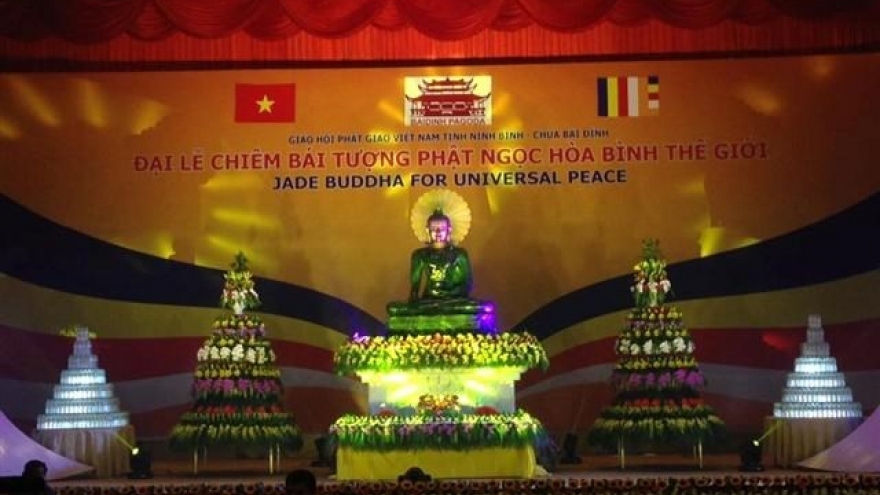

{"left": 332, "top": 189, "right": 549, "bottom": 480}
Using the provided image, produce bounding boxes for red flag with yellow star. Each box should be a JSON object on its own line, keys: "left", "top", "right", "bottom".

{"left": 234, "top": 83, "right": 296, "bottom": 123}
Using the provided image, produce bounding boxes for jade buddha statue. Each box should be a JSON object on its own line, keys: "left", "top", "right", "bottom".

{"left": 386, "top": 209, "right": 495, "bottom": 334}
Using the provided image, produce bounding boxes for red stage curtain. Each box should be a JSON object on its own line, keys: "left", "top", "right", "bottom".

{"left": 0, "top": 0, "right": 878, "bottom": 64}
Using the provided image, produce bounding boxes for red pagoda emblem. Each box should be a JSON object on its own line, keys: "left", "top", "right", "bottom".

{"left": 404, "top": 76, "right": 492, "bottom": 126}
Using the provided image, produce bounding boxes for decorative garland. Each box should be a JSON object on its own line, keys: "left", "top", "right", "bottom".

{"left": 169, "top": 419, "right": 300, "bottom": 450}
{"left": 49, "top": 474, "right": 880, "bottom": 495}
{"left": 212, "top": 314, "right": 266, "bottom": 338}
{"left": 331, "top": 411, "right": 545, "bottom": 451}
{"left": 334, "top": 332, "right": 548, "bottom": 374}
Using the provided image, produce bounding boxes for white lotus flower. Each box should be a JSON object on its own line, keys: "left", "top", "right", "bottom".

{"left": 673, "top": 337, "right": 686, "bottom": 352}
{"left": 232, "top": 344, "right": 245, "bottom": 361}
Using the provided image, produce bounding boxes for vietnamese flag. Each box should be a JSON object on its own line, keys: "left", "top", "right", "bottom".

{"left": 234, "top": 83, "right": 296, "bottom": 123}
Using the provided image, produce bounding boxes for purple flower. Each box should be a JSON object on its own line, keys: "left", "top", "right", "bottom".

{"left": 685, "top": 372, "right": 705, "bottom": 387}
{"left": 674, "top": 369, "right": 688, "bottom": 382}
{"left": 657, "top": 372, "right": 672, "bottom": 387}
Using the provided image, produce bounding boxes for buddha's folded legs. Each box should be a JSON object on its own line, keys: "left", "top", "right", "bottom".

{"left": 387, "top": 298, "right": 494, "bottom": 316}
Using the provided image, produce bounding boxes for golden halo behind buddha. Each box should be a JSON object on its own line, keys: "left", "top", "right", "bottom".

{"left": 410, "top": 189, "right": 472, "bottom": 244}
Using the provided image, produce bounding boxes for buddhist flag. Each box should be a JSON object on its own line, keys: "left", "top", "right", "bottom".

{"left": 234, "top": 83, "right": 296, "bottom": 123}
{"left": 597, "top": 76, "right": 659, "bottom": 117}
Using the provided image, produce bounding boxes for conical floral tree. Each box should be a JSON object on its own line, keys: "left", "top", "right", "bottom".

{"left": 588, "top": 239, "right": 724, "bottom": 451}
{"left": 169, "top": 252, "right": 302, "bottom": 452}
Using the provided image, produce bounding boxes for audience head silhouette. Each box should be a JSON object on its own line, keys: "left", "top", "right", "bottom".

{"left": 21, "top": 460, "right": 47, "bottom": 479}
{"left": 285, "top": 469, "right": 317, "bottom": 495}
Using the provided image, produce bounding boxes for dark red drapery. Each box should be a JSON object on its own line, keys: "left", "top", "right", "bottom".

{"left": 0, "top": 0, "right": 878, "bottom": 66}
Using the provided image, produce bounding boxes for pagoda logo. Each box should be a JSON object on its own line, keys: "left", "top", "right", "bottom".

{"left": 404, "top": 76, "right": 492, "bottom": 126}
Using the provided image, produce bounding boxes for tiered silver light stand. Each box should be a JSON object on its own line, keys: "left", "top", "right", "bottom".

{"left": 33, "top": 326, "right": 136, "bottom": 477}
{"left": 765, "top": 315, "right": 862, "bottom": 467}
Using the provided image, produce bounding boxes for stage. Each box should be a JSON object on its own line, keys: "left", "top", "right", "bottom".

{"left": 47, "top": 452, "right": 880, "bottom": 495}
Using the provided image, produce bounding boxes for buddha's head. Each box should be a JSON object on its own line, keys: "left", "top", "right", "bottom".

{"left": 426, "top": 209, "right": 452, "bottom": 247}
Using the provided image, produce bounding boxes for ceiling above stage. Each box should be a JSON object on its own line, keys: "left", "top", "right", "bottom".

{"left": 0, "top": 0, "right": 879, "bottom": 65}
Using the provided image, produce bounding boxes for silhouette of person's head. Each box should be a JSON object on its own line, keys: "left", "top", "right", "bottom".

{"left": 398, "top": 466, "right": 431, "bottom": 483}
{"left": 285, "top": 469, "right": 316, "bottom": 495}
{"left": 22, "top": 460, "right": 47, "bottom": 479}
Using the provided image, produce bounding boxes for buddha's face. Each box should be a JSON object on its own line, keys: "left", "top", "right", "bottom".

{"left": 427, "top": 218, "right": 452, "bottom": 245}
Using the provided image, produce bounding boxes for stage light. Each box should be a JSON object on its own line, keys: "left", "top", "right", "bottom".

{"left": 128, "top": 447, "right": 153, "bottom": 479}
{"left": 558, "top": 433, "right": 582, "bottom": 465}
{"left": 311, "top": 435, "right": 336, "bottom": 468}
{"left": 8, "top": 75, "right": 61, "bottom": 127}
{"left": 0, "top": 116, "right": 21, "bottom": 139}
{"left": 739, "top": 440, "right": 763, "bottom": 472}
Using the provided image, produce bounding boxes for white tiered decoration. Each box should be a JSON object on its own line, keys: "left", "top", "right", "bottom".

{"left": 773, "top": 315, "right": 862, "bottom": 419}
{"left": 36, "top": 326, "right": 129, "bottom": 430}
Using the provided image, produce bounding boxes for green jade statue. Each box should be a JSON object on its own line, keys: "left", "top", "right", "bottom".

{"left": 386, "top": 209, "right": 495, "bottom": 335}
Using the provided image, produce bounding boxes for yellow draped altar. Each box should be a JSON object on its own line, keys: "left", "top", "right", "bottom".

{"left": 336, "top": 445, "right": 537, "bottom": 480}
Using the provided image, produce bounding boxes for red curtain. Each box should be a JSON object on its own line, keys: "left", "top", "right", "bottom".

{"left": 0, "top": 0, "right": 878, "bottom": 64}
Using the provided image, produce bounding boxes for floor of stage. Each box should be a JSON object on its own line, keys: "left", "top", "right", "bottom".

{"left": 50, "top": 452, "right": 813, "bottom": 487}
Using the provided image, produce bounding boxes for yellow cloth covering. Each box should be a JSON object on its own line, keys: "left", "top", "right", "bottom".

{"left": 33, "top": 426, "right": 136, "bottom": 478}
{"left": 336, "top": 445, "right": 537, "bottom": 480}
{"left": 763, "top": 417, "right": 861, "bottom": 468}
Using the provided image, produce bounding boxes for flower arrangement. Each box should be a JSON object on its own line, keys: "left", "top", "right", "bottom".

{"left": 191, "top": 403, "right": 285, "bottom": 416}
{"left": 220, "top": 252, "right": 261, "bottom": 312}
{"left": 598, "top": 397, "right": 717, "bottom": 418}
{"left": 474, "top": 405, "right": 499, "bottom": 415}
{"left": 169, "top": 417, "right": 301, "bottom": 450}
{"left": 169, "top": 251, "right": 301, "bottom": 453}
{"left": 589, "top": 239, "right": 725, "bottom": 449}
{"left": 590, "top": 413, "right": 726, "bottom": 445}
{"left": 212, "top": 313, "right": 266, "bottom": 338}
{"left": 58, "top": 325, "right": 96, "bottom": 339}
{"left": 191, "top": 377, "right": 283, "bottom": 399}
{"left": 331, "top": 410, "right": 545, "bottom": 451}
{"left": 196, "top": 339, "right": 276, "bottom": 365}
{"left": 334, "top": 331, "right": 548, "bottom": 374}
{"left": 611, "top": 369, "right": 704, "bottom": 390}
{"left": 627, "top": 305, "right": 683, "bottom": 323}
{"left": 630, "top": 239, "right": 672, "bottom": 308}
{"left": 417, "top": 394, "right": 461, "bottom": 415}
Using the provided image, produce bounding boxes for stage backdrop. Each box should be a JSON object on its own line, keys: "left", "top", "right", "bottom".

{"left": 1, "top": 53, "right": 878, "bottom": 441}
